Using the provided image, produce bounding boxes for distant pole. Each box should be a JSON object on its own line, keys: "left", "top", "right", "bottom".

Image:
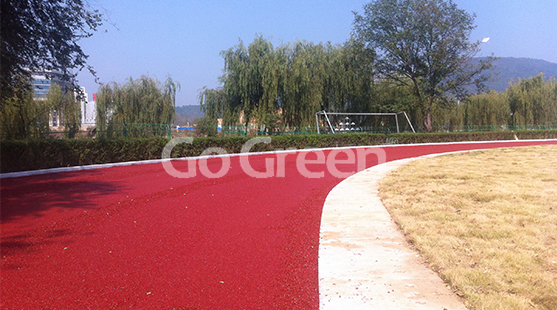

{"left": 315, "top": 113, "right": 320, "bottom": 134}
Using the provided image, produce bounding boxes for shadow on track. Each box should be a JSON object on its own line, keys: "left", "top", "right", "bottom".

{"left": 0, "top": 170, "right": 126, "bottom": 222}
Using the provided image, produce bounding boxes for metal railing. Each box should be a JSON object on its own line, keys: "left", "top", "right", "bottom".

{"left": 1, "top": 123, "right": 556, "bottom": 140}
{"left": 217, "top": 125, "right": 403, "bottom": 136}
{"left": 437, "top": 124, "right": 557, "bottom": 132}
{"left": 1, "top": 123, "right": 173, "bottom": 140}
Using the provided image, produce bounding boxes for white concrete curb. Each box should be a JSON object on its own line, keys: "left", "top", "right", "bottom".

{"left": 318, "top": 151, "right": 472, "bottom": 309}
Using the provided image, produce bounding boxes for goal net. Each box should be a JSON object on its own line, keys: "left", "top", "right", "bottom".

{"left": 315, "top": 111, "right": 415, "bottom": 134}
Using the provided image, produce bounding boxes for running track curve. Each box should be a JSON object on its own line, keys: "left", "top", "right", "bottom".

{"left": 2, "top": 140, "right": 556, "bottom": 309}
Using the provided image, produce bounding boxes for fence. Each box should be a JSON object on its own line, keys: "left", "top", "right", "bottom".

{"left": 0, "top": 123, "right": 173, "bottom": 140}
{"left": 2, "top": 123, "right": 557, "bottom": 140}
{"left": 96, "top": 123, "right": 173, "bottom": 139}
{"left": 437, "top": 124, "right": 557, "bottom": 132}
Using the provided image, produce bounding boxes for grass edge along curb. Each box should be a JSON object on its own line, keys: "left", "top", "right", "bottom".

{"left": 2, "top": 130, "right": 557, "bottom": 174}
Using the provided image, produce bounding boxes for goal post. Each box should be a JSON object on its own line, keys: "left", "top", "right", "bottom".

{"left": 315, "top": 111, "right": 416, "bottom": 134}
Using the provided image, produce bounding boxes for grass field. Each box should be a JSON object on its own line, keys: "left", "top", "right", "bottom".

{"left": 379, "top": 145, "right": 557, "bottom": 310}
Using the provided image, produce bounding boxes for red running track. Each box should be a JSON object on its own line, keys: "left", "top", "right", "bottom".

{"left": 2, "top": 141, "right": 556, "bottom": 309}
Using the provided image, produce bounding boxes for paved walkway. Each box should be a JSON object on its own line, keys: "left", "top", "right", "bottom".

{"left": 319, "top": 154, "right": 468, "bottom": 310}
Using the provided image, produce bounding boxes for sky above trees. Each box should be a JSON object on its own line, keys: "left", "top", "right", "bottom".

{"left": 76, "top": 0, "right": 557, "bottom": 106}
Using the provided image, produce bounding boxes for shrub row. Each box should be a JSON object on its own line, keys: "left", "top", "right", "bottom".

{"left": 2, "top": 130, "right": 556, "bottom": 173}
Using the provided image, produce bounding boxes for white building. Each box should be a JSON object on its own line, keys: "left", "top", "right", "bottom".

{"left": 31, "top": 71, "right": 96, "bottom": 128}
{"left": 79, "top": 87, "right": 96, "bottom": 127}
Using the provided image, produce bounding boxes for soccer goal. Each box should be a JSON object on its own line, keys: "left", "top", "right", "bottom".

{"left": 315, "top": 111, "right": 416, "bottom": 134}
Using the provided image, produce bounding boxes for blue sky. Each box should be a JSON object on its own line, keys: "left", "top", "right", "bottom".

{"left": 77, "top": 0, "right": 557, "bottom": 106}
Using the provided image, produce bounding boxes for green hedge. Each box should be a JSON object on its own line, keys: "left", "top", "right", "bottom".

{"left": 2, "top": 130, "right": 556, "bottom": 173}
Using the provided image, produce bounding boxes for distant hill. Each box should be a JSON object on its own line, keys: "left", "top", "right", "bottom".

{"left": 475, "top": 57, "right": 557, "bottom": 92}
{"left": 175, "top": 105, "right": 205, "bottom": 119}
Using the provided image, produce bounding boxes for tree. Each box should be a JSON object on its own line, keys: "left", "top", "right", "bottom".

{"left": 201, "top": 35, "right": 381, "bottom": 131}
{"left": 281, "top": 40, "right": 328, "bottom": 127}
{"left": 325, "top": 37, "right": 377, "bottom": 114}
{"left": 216, "top": 36, "right": 285, "bottom": 130}
{"left": 96, "top": 76, "right": 179, "bottom": 138}
{"left": 463, "top": 90, "right": 509, "bottom": 127}
{"left": 45, "top": 83, "right": 82, "bottom": 137}
{"left": 0, "top": 80, "right": 43, "bottom": 139}
{"left": 195, "top": 115, "right": 218, "bottom": 137}
{"left": 353, "top": 0, "right": 494, "bottom": 132}
{"left": 0, "top": 0, "right": 103, "bottom": 103}
{"left": 507, "top": 74, "right": 557, "bottom": 126}
{"left": 0, "top": 80, "right": 80, "bottom": 139}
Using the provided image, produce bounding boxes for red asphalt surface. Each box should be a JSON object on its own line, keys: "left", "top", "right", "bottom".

{"left": 2, "top": 141, "right": 556, "bottom": 309}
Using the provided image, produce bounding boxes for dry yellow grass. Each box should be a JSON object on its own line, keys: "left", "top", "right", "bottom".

{"left": 379, "top": 145, "right": 557, "bottom": 310}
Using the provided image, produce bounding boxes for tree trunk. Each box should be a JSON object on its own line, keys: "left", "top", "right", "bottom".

{"left": 423, "top": 108, "right": 433, "bottom": 132}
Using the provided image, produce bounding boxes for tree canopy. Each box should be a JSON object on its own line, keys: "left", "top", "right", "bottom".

{"left": 0, "top": 0, "right": 103, "bottom": 103}
{"left": 200, "top": 0, "right": 499, "bottom": 133}
{"left": 353, "top": 0, "right": 494, "bottom": 131}
{"left": 0, "top": 80, "right": 81, "bottom": 139}
{"left": 200, "top": 35, "right": 379, "bottom": 131}
{"left": 96, "top": 76, "right": 179, "bottom": 138}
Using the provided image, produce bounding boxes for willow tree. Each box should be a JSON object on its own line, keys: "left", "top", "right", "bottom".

{"left": 200, "top": 35, "right": 382, "bottom": 130}
{"left": 507, "top": 74, "right": 557, "bottom": 126}
{"left": 96, "top": 76, "right": 179, "bottom": 138}
{"left": 198, "top": 87, "right": 225, "bottom": 122}
{"left": 0, "top": 80, "right": 44, "bottom": 139}
{"left": 45, "top": 83, "right": 81, "bottom": 137}
{"left": 198, "top": 86, "right": 225, "bottom": 136}
{"left": 214, "top": 36, "right": 285, "bottom": 130}
{"left": 463, "top": 90, "right": 510, "bottom": 127}
{"left": 280, "top": 41, "right": 329, "bottom": 127}
{"left": 328, "top": 38, "right": 377, "bottom": 114}
{"left": 353, "top": 0, "right": 494, "bottom": 132}
{"left": 0, "top": 81, "right": 80, "bottom": 139}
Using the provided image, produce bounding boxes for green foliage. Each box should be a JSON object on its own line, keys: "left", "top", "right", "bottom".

{"left": 0, "top": 0, "right": 103, "bottom": 103}
{"left": 200, "top": 35, "right": 380, "bottom": 130}
{"left": 0, "top": 138, "right": 169, "bottom": 172}
{"left": 198, "top": 86, "right": 226, "bottom": 123}
{"left": 195, "top": 116, "right": 218, "bottom": 137}
{"left": 353, "top": 0, "right": 495, "bottom": 132}
{"left": 201, "top": 0, "right": 501, "bottom": 134}
{"left": 45, "top": 83, "right": 82, "bottom": 138}
{"left": 508, "top": 74, "right": 557, "bottom": 126}
{"left": 464, "top": 91, "right": 510, "bottom": 126}
{"left": 0, "top": 81, "right": 81, "bottom": 139}
{"left": 1, "top": 82, "right": 47, "bottom": 139}
{"left": 96, "top": 76, "right": 179, "bottom": 138}
{"left": 429, "top": 74, "right": 557, "bottom": 130}
{"left": 3, "top": 131, "right": 556, "bottom": 173}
